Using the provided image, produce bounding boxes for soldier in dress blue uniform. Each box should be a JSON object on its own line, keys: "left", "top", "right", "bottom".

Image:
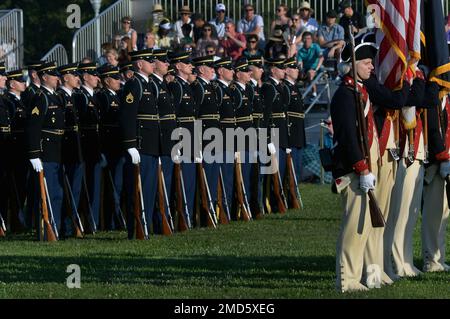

{"left": 168, "top": 51, "right": 198, "bottom": 225}
{"left": 73, "top": 63, "right": 103, "bottom": 229}
{"left": 25, "top": 61, "right": 65, "bottom": 239}
{"left": 191, "top": 55, "right": 221, "bottom": 209}
{"left": 96, "top": 65, "right": 125, "bottom": 230}
{"left": 119, "top": 49, "right": 161, "bottom": 238}
{"left": 230, "top": 59, "right": 255, "bottom": 212}
{"left": 283, "top": 57, "right": 306, "bottom": 184}
{"left": 261, "top": 58, "right": 289, "bottom": 212}
{"left": 56, "top": 63, "right": 83, "bottom": 235}
{"left": 215, "top": 57, "right": 236, "bottom": 216}
{"left": 3, "top": 69, "right": 28, "bottom": 231}
{"left": 22, "top": 61, "right": 45, "bottom": 110}
{"left": 0, "top": 62, "right": 8, "bottom": 232}
{"left": 151, "top": 49, "right": 177, "bottom": 231}
{"left": 248, "top": 57, "right": 265, "bottom": 217}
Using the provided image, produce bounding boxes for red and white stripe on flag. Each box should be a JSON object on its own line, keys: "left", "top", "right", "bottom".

{"left": 367, "top": 0, "right": 421, "bottom": 89}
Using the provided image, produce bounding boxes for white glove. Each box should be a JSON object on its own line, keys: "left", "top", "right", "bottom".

{"left": 172, "top": 149, "right": 182, "bottom": 163}
{"left": 440, "top": 161, "right": 450, "bottom": 179}
{"left": 234, "top": 151, "right": 240, "bottom": 160}
{"left": 195, "top": 151, "right": 203, "bottom": 163}
{"left": 285, "top": 148, "right": 292, "bottom": 154}
{"left": 359, "top": 173, "right": 376, "bottom": 193}
{"left": 29, "top": 158, "right": 43, "bottom": 172}
{"left": 127, "top": 148, "right": 141, "bottom": 164}
{"left": 268, "top": 143, "right": 276, "bottom": 155}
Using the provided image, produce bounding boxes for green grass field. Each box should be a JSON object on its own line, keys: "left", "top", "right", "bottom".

{"left": 0, "top": 184, "right": 449, "bottom": 299}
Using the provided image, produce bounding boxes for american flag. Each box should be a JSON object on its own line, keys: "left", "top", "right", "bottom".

{"left": 367, "top": 0, "right": 421, "bottom": 89}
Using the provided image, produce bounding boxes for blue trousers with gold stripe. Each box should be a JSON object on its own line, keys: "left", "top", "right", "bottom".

{"left": 181, "top": 161, "right": 196, "bottom": 225}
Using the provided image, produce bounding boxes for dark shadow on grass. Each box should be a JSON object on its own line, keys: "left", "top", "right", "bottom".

{"left": 0, "top": 254, "right": 335, "bottom": 289}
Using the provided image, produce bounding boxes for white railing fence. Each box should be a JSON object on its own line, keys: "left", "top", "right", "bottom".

{"left": 0, "top": 9, "right": 24, "bottom": 70}
{"left": 72, "top": 0, "right": 131, "bottom": 63}
{"left": 42, "top": 44, "right": 69, "bottom": 66}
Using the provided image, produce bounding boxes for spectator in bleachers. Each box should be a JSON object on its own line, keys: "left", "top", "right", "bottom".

{"left": 210, "top": 3, "right": 232, "bottom": 40}
{"left": 143, "top": 31, "right": 157, "bottom": 50}
{"left": 192, "top": 13, "right": 206, "bottom": 43}
{"left": 155, "top": 18, "right": 175, "bottom": 50}
{"left": 98, "top": 42, "right": 114, "bottom": 66}
{"left": 105, "top": 49, "right": 119, "bottom": 67}
{"left": 205, "top": 44, "right": 222, "bottom": 61}
{"left": 318, "top": 10, "right": 345, "bottom": 60}
{"left": 271, "top": 3, "right": 292, "bottom": 34}
{"left": 118, "top": 16, "right": 138, "bottom": 51}
{"left": 297, "top": 1, "right": 319, "bottom": 38}
{"left": 81, "top": 57, "right": 93, "bottom": 64}
{"left": 195, "top": 23, "right": 219, "bottom": 58}
{"left": 148, "top": 3, "right": 166, "bottom": 34}
{"left": 265, "top": 27, "right": 288, "bottom": 59}
{"left": 242, "top": 34, "right": 264, "bottom": 60}
{"left": 118, "top": 36, "right": 131, "bottom": 64}
{"left": 237, "top": 4, "right": 265, "bottom": 48}
{"left": 112, "top": 35, "right": 122, "bottom": 51}
{"left": 297, "top": 31, "right": 323, "bottom": 97}
{"left": 220, "top": 21, "right": 246, "bottom": 60}
{"left": 174, "top": 6, "right": 193, "bottom": 44}
{"left": 338, "top": 0, "right": 366, "bottom": 40}
{"left": 180, "top": 23, "right": 195, "bottom": 49}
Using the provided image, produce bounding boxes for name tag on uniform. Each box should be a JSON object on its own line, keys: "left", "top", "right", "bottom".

{"left": 205, "top": 90, "right": 211, "bottom": 95}
{"left": 160, "top": 90, "right": 167, "bottom": 94}
{"left": 88, "top": 102, "right": 94, "bottom": 107}
{"left": 292, "top": 92, "right": 298, "bottom": 96}
{"left": 67, "top": 102, "right": 73, "bottom": 107}
{"left": 48, "top": 105, "right": 58, "bottom": 109}
{"left": 242, "top": 97, "right": 248, "bottom": 100}
{"left": 143, "top": 91, "right": 151, "bottom": 95}
{"left": 111, "top": 101, "right": 119, "bottom": 107}
{"left": 223, "top": 95, "right": 230, "bottom": 100}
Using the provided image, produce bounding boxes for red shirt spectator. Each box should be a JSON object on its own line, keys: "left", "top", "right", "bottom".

{"left": 220, "top": 22, "right": 246, "bottom": 60}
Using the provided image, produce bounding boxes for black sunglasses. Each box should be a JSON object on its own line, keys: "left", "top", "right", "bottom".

{"left": 206, "top": 50, "right": 215, "bottom": 53}
{"left": 249, "top": 40, "right": 257, "bottom": 43}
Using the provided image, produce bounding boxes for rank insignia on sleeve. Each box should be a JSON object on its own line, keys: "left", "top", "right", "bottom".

{"left": 31, "top": 107, "right": 40, "bottom": 116}
{"left": 126, "top": 92, "right": 134, "bottom": 104}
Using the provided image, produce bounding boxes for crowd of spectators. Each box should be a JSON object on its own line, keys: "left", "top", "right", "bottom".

{"left": 96, "top": 1, "right": 370, "bottom": 85}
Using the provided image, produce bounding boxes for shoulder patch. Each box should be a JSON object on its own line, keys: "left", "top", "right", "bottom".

{"left": 126, "top": 92, "right": 134, "bottom": 104}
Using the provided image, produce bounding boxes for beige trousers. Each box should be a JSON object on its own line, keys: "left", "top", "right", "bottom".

{"left": 336, "top": 173, "right": 373, "bottom": 292}
{"left": 387, "top": 159, "right": 424, "bottom": 276}
{"left": 364, "top": 152, "right": 397, "bottom": 283}
{"left": 422, "top": 164, "right": 449, "bottom": 271}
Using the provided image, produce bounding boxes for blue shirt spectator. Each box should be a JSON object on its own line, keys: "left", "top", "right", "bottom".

{"left": 318, "top": 10, "right": 345, "bottom": 59}
{"left": 237, "top": 4, "right": 265, "bottom": 42}
{"left": 297, "top": 42, "right": 322, "bottom": 71}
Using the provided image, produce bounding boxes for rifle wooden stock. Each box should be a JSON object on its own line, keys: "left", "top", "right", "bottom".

{"left": 270, "top": 154, "right": 287, "bottom": 213}
{"left": 39, "top": 171, "right": 57, "bottom": 242}
{"left": 196, "top": 163, "right": 217, "bottom": 228}
{"left": 234, "top": 156, "right": 252, "bottom": 222}
{"left": 348, "top": 24, "right": 385, "bottom": 228}
{"left": 174, "top": 164, "right": 189, "bottom": 232}
{"left": 286, "top": 153, "right": 301, "bottom": 209}
{"left": 133, "top": 165, "right": 147, "bottom": 240}
{"left": 157, "top": 163, "right": 173, "bottom": 236}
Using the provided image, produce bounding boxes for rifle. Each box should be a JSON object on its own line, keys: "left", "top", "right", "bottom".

{"left": 157, "top": 159, "right": 174, "bottom": 235}
{"left": 348, "top": 24, "right": 385, "bottom": 228}
{"left": 43, "top": 176, "right": 59, "bottom": 239}
{"left": 133, "top": 164, "right": 148, "bottom": 239}
{"left": 106, "top": 169, "right": 127, "bottom": 230}
{"left": 218, "top": 167, "right": 231, "bottom": 223}
{"left": 0, "top": 212, "right": 6, "bottom": 237}
{"left": 62, "top": 166, "right": 84, "bottom": 237}
{"left": 39, "top": 171, "right": 57, "bottom": 241}
{"left": 270, "top": 153, "right": 288, "bottom": 213}
{"left": 423, "top": 110, "right": 429, "bottom": 164}
{"left": 196, "top": 163, "right": 218, "bottom": 228}
{"left": 80, "top": 165, "right": 97, "bottom": 234}
{"left": 286, "top": 153, "right": 301, "bottom": 209}
{"left": 10, "top": 173, "right": 26, "bottom": 230}
{"left": 234, "top": 153, "right": 252, "bottom": 221}
{"left": 174, "top": 163, "right": 191, "bottom": 231}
